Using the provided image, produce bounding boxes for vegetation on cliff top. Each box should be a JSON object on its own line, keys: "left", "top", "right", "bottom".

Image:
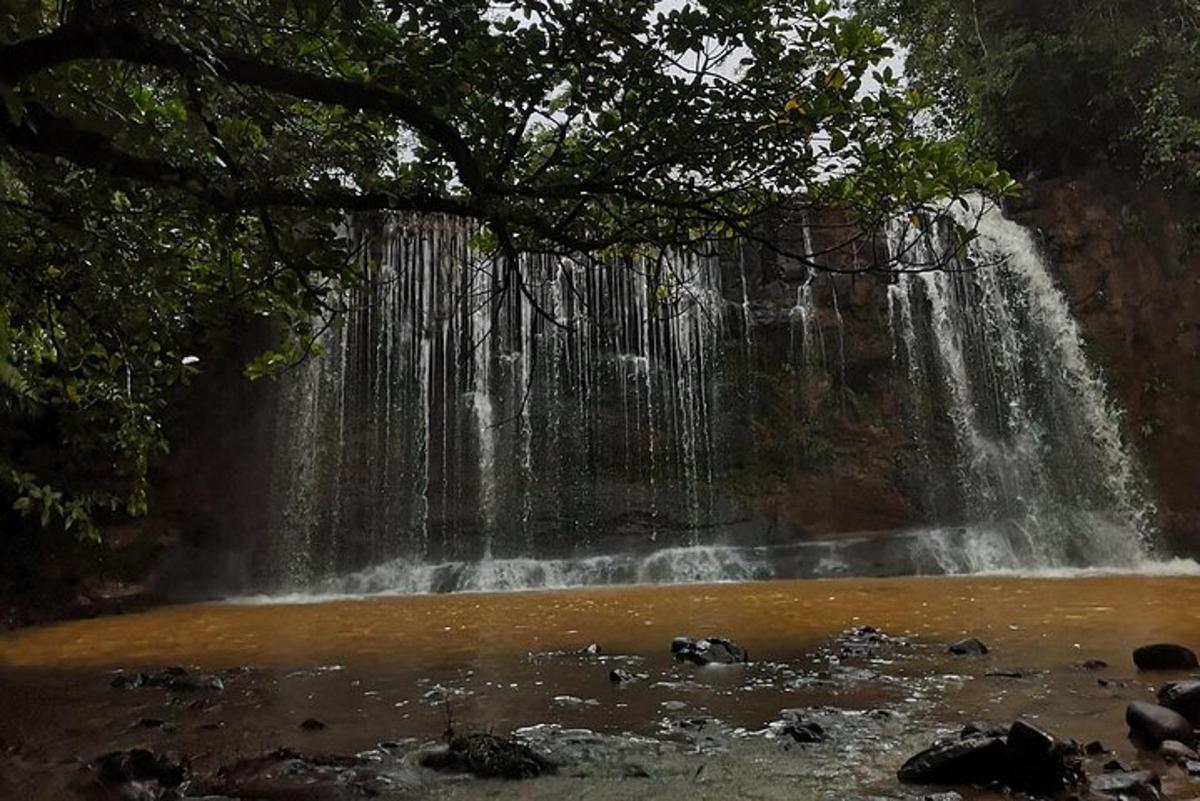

{"left": 857, "top": 0, "right": 1200, "bottom": 188}
{"left": 0, "top": 0, "right": 1014, "bottom": 538}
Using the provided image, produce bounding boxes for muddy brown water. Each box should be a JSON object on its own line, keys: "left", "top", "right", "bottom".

{"left": 2, "top": 575, "right": 1200, "bottom": 799}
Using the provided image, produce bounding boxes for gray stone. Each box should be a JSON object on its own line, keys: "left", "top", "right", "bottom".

{"left": 1089, "top": 770, "right": 1161, "bottom": 801}
{"left": 1157, "top": 738, "right": 1198, "bottom": 763}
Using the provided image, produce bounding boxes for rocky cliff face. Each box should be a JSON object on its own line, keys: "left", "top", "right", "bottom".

{"left": 10, "top": 172, "right": 1195, "bottom": 614}
{"left": 1011, "top": 171, "right": 1200, "bottom": 554}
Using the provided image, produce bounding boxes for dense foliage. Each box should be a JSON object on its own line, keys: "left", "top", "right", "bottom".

{"left": 0, "top": 0, "right": 1013, "bottom": 538}
{"left": 856, "top": 0, "right": 1200, "bottom": 186}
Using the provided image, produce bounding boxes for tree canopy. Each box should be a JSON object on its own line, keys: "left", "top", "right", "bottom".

{"left": 0, "top": 0, "right": 1014, "bottom": 537}
{"left": 857, "top": 0, "right": 1200, "bottom": 186}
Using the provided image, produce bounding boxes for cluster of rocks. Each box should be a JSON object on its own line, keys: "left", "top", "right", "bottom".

{"left": 899, "top": 640, "right": 1200, "bottom": 801}
{"left": 670, "top": 636, "right": 749, "bottom": 665}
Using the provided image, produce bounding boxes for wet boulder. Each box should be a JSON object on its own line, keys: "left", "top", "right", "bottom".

{"left": 897, "top": 736, "right": 1008, "bottom": 785}
{"left": 1088, "top": 769, "right": 1162, "bottom": 801}
{"left": 1126, "top": 701, "right": 1195, "bottom": 747}
{"left": 1157, "top": 679, "right": 1200, "bottom": 725}
{"left": 1133, "top": 643, "right": 1198, "bottom": 671}
{"left": 670, "top": 637, "right": 748, "bottom": 665}
{"left": 948, "top": 638, "right": 988, "bottom": 656}
{"left": 420, "top": 733, "right": 556, "bottom": 779}
{"left": 1004, "top": 719, "right": 1071, "bottom": 794}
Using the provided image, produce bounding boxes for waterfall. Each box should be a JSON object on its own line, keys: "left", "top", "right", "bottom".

{"left": 264, "top": 199, "right": 1158, "bottom": 594}
{"left": 886, "top": 197, "right": 1154, "bottom": 572}
{"left": 267, "top": 217, "right": 726, "bottom": 589}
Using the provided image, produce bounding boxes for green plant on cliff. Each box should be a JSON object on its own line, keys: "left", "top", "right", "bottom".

{"left": 856, "top": 0, "right": 1200, "bottom": 187}
{"left": 0, "top": 0, "right": 1016, "bottom": 539}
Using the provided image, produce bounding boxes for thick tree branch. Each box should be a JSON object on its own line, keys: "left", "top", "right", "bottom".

{"left": 0, "top": 101, "right": 481, "bottom": 216}
{"left": 0, "top": 20, "right": 488, "bottom": 196}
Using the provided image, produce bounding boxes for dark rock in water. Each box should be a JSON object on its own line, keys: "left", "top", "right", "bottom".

{"left": 1089, "top": 769, "right": 1162, "bottom": 801}
{"left": 984, "top": 669, "right": 1024, "bottom": 678}
{"left": 948, "top": 638, "right": 988, "bottom": 656}
{"left": 897, "top": 736, "right": 1007, "bottom": 785}
{"left": 299, "top": 718, "right": 327, "bottom": 731}
{"left": 1005, "top": 719, "right": 1069, "bottom": 793}
{"left": 1098, "top": 678, "right": 1129, "bottom": 688}
{"left": 1157, "top": 679, "right": 1200, "bottom": 724}
{"left": 1126, "top": 701, "right": 1194, "bottom": 747}
{"left": 782, "top": 720, "right": 826, "bottom": 744}
{"left": 95, "top": 748, "right": 189, "bottom": 788}
{"left": 1073, "top": 659, "right": 1109, "bottom": 671}
{"left": 1103, "top": 758, "right": 1132, "bottom": 772}
{"left": 1133, "top": 643, "right": 1199, "bottom": 671}
{"left": 420, "top": 733, "right": 556, "bottom": 779}
{"left": 136, "top": 718, "right": 166, "bottom": 729}
{"left": 110, "top": 673, "right": 144, "bottom": 690}
{"left": 609, "top": 668, "right": 635, "bottom": 685}
{"left": 1084, "top": 740, "right": 1108, "bottom": 755}
{"left": 1158, "top": 739, "right": 1198, "bottom": 763}
{"left": 622, "top": 763, "right": 651, "bottom": 779}
{"left": 671, "top": 637, "right": 748, "bottom": 665}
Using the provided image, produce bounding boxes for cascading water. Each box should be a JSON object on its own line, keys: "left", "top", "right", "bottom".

{"left": 886, "top": 197, "right": 1154, "bottom": 572}
{"left": 265, "top": 199, "right": 1158, "bottom": 595}
{"left": 267, "top": 216, "right": 726, "bottom": 589}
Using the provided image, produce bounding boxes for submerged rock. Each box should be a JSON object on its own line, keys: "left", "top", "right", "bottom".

{"left": 191, "top": 747, "right": 412, "bottom": 799}
{"left": 897, "top": 736, "right": 1007, "bottom": 785}
{"left": 781, "top": 720, "right": 826, "bottom": 744}
{"left": 299, "top": 718, "right": 326, "bottom": 731}
{"left": 94, "top": 748, "right": 189, "bottom": 789}
{"left": 1073, "top": 659, "right": 1109, "bottom": 671}
{"left": 948, "top": 638, "right": 988, "bottom": 656}
{"left": 110, "top": 667, "right": 225, "bottom": 693}
{"left": 670, "top": 637, "right": 748, "bottom": 665}
{"left": 1089, "top": 769, "right": 1162, "bottom": 801}
{"left": 1133, "top": 643, "right": 1198, "bottom": 670}
{"left": 1126, "top": 701, "right": 1194, "bottom": 747}
{"left": 609, "top": 668, "right": 636, "bottom": 685}
{"left": 1157, "top": 679, "right": 1200, "bottom": 724}
{"left": 420, "top": 733, "right": 556, "bottom": 779}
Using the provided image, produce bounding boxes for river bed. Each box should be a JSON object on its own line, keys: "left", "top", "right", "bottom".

{"left": 3, "top": 574, "right": 1200, "bottom": 799}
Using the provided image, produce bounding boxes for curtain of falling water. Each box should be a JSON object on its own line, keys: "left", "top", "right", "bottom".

{"left": 268, "top": 217, "right": 726, "bottom": 588}
{"left": 885, "top": 197, "right": 1154, "bottom": 571}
